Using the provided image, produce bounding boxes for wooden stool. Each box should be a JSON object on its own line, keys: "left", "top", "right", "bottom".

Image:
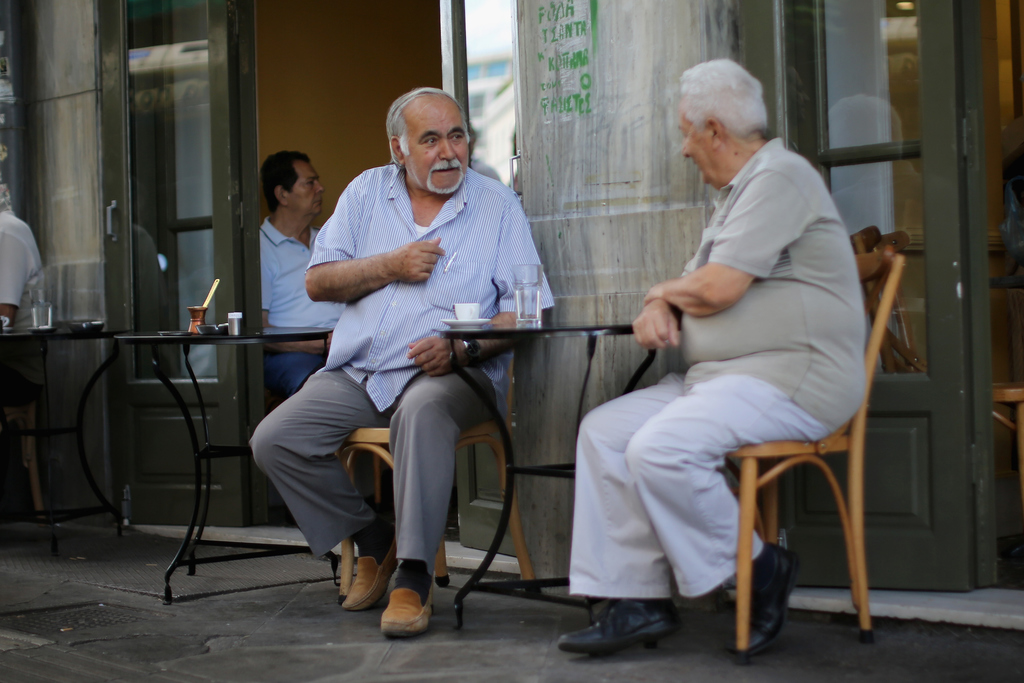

{"left": 334, "top": 423, "right": 536, "bottom": 601}
{"left": 992, "top": 383, "right": 1024, "bottom": 550}
{"left": 2, "top": 401, "right": 43, "bottom": 511}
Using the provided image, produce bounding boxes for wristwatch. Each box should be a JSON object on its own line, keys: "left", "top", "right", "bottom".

{"left": 461, "top": 339, "right": 482, "bottom": 366}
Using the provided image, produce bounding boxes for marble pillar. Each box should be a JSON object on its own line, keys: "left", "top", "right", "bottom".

{"left": 511, "top": 0, "right": 741, "bottom": 577}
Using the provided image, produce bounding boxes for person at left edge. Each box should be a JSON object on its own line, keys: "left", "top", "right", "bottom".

{"left": 259, "top": 151, "right": 344, "bottom": 397}
{"left": 250, "top": 87, "right": 553, "bottom": 638}
{"left": 0, "top": 210, "right": 44, "bottom": 505}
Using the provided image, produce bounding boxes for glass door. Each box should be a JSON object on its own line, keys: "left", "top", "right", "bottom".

{"left": 101, "top": 0, "right": 264, "bottom": 526}
{"left": 762, "top": 0, "right": 994, "bottom": 589}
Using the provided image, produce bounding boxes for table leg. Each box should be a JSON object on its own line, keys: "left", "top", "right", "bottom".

{"left": 39, "top": 337, "right": 58, "bottom": 555}
{"left": 449, "top": 344, "right": 517, "bottom": 629}
{"left": 181, "top": 346, "right": 214, "bottom": 574}
{"left": 73, "top": 339, "right": 122, "bottom": 533}
{"left": 150, "top": 343, "right": 204, "bottom": 604}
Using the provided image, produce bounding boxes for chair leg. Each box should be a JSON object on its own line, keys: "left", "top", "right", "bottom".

{"left": 337, "top": 538, "right": 355, "bottom": 603}
{"left": 1017, "top": 404, "right": 1024, "bottom": 542}
{"left": 493, "top": 446, "right": 536, "bottom": 580}
{"left": 23, "top": 407, "right": 42, "bottom": 512}
{"left": 507, "top": 488, "right": 536, "bottom": 580}
{"left": 734, "top": 457, "right": 759, "bottom": 664}
{"left": 373, "top": 455, "right": 382, "bottom": 506}
{"left": 845, "top": 446, "right": 873, "bottom": 641}
{"left": 434, "top": 540, "right": 450, "bottom": 587}
{"left": 762, "top": 476, "right": 779, "bottom": 546}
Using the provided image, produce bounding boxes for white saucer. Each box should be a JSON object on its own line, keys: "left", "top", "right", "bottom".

{"left": 441, "top": 318, "right": 491, "bottom": 328}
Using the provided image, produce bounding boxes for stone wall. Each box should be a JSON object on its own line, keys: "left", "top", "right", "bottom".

{"left": 22, "top": 0, "right": 110, "bottom": 513}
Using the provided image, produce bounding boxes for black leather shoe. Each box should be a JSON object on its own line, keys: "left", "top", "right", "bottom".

{"left": 557, "top": 599, "right": 681, "bottom": 656}
{"left": 729, "top": 545, "right": 800, "bottom": 659}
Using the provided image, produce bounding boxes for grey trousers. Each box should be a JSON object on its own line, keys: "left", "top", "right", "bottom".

{"left": 250, "top": 367, "right": 496, "bottom": 561}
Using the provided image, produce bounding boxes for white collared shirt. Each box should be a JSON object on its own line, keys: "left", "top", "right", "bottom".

{"left": 260, "top": 217, "right": 344, "bottom": 329}
{"left": 310, "top": 166, "right": 553, "bottom": 411}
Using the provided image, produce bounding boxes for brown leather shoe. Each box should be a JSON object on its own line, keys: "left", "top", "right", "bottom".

{"left": 380, "top": 586, "right": 432, "bottom": 637}
{"left": 341, "top": 537, "right": 397, "bottom": 611}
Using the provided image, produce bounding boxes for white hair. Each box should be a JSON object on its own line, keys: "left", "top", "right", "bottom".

{"left": 679, "top": 59, "right": 767, "bottom": 139}
{"left": 386, "top": 87, "right": 469, "bottom": 165}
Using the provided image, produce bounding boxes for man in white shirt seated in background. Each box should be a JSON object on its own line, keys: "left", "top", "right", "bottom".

{"left": 259, "top": 151, "right": 345, "bottom": 397}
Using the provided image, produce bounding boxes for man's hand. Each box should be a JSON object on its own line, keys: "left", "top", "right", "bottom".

{"left": 632, "top": 299, "right": 681, "bottom": 349}
{"left": 407, "top": 336, "right": 461, "bottom": 376}
{"left": 390, "top": 238, "right": 445, "bottom": 283}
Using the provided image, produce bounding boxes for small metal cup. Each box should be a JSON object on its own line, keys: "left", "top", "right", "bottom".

{"left": 227, "top": 312, "right": 243, "bottom": 336}
{"left": 187, "top": 306, "right": 208, "bottom": 334}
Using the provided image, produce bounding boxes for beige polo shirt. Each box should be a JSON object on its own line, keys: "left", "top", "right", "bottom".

{"left": 680, "top": 139, "right": 865, "bottom": 432}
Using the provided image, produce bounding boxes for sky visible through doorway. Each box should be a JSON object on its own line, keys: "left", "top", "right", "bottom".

{"left": 466, "top": 0, "right": 513, "bottom": 56}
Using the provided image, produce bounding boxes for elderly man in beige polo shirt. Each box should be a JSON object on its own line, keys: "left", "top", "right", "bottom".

{"left": 558, "top": 60, "right": 865, "bottom": 660}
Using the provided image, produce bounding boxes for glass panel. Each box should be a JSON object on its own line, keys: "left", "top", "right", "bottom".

{"left": 831, "top": 159, "right": 926, "bottom": 373}
{"left": 824, "top": 0, "right": 920, "bottom": 147}
{"left": 127, "top": 0, "right": 215, "bottom": 378}
{"left": 486, "top": 60, "right": 508, "bottom": 78}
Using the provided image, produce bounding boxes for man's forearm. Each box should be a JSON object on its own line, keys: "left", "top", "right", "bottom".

{"left": 264, "top": 339, "right": 328, "bottom": 355}
{"left": 306, "top": 254, "right": 397, "bottom": 303}
{"left": 645, "top": 264, "right": 754, "bottom": 318}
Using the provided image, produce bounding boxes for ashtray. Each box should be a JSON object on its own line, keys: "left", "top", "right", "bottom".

{"left": 197, "top": 324, "right": 228, "bottom": 335}
{"left": 66, "top": 320, "right": 105, "bottom": 334}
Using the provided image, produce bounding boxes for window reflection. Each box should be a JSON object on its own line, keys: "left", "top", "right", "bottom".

{"left": 824, "top": 0, "right": 920, "bottom": 147}
{"left": 127, "top": 0, "right": 216, "bottom": 378}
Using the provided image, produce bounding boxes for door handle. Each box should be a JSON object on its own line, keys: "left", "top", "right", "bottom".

{"left": 105, "top": 200, "right": 117, "bottom": 242}
{"left": 509, "top": 153, "right": 522, "bottom": 199}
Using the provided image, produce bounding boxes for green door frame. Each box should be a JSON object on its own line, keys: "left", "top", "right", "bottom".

{"left": 739, "top": 0, "right": 995, "bottom": 589}
{"left": 100, "top": 0, "right": 266, "bottom": 527}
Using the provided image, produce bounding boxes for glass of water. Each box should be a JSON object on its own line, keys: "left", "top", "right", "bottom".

{"left": 513, "top": 264, "right": 543, "bottom": 328}
{"left": 30, "top": 289, "right": 53, "bottom": 328}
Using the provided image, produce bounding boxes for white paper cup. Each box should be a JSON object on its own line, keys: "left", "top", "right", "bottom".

{"left": 454, "top": 303, "right": 481, "bottom": 320}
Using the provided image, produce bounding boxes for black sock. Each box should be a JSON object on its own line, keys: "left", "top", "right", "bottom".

{"left": 351, "top": 516, "right": 393, "bottom": 565}
{"left": 395, "top": 559, "right": 431, "bottom": 604}
{"left": 753, "top": 543, "right": 778, "bottom": 591}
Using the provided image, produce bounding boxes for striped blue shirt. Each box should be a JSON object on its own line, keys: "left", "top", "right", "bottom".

{"left": 309, "top": 165, "right": 554, "bottom": 411}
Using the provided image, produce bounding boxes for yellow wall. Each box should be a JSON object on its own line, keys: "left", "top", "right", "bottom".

{"left": 254, "top": 1, "right": 443, "bottom": 220}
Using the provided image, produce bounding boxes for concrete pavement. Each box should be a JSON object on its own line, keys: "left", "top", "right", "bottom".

{"left": 1, "top": 524, "right": 1022, "bottom": 682}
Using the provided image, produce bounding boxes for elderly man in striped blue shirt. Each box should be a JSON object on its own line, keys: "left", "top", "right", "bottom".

{"left": 251, "top": 87, "right": 552, "bottom": 638}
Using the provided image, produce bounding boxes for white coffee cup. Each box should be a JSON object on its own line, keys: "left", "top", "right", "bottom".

{"left": 454, "top": 303, "right": 481, "bottom": 320}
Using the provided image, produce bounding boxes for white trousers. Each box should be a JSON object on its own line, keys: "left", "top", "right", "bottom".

{"left": 569, "top": 373, "right": 828, "bottom": 599}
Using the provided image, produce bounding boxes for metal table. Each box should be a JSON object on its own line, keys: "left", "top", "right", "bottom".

{"left": 116, "top": 327, "right": 331, "bottom": 603}
{"left": 0, "top": 327, "right": 123, "bottom": 553}
{"left": 439, "top": 323, "right": 655, "bottom": 627}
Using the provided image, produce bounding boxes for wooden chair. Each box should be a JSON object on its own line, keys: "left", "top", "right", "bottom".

{"left": 2, "top": 401, "right": 44, "bottom": 512}
{"left": 334, "top": 363, "right": 536, "bottom": 600}
{"left": 729, "top": 249, "right": 906, "bottom": 663}
{"left": 991, "top": 385, "right": 1024, "bottom": 552}
{"left": 850, "top": 226, "right": 923, "bottom": 373}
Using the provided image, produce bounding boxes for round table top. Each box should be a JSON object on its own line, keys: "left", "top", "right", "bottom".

{"left": 438, "top": 322, "right": 634, "bottom": 340}
{"left": 115, "top": 327, "right": 331, "bottom": 346}
{"left": 0, "top": 327, "right": 124, "bottom": 342}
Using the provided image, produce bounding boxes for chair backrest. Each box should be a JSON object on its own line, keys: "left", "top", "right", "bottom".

{"left": 851, "top": 227, "right": 922, "bottom": 373}
{"left": 856, "top": 249, "right": 907, "bottom": 412}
